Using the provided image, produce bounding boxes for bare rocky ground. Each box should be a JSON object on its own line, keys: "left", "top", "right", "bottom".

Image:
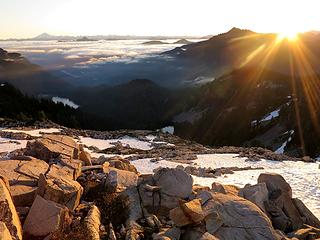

{"left": 0, "top": 122, "right": 319, "bottom": 240}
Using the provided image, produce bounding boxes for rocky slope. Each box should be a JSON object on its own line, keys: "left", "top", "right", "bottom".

{"left": 0, "top": 124, "right": 319, "bottom": 239}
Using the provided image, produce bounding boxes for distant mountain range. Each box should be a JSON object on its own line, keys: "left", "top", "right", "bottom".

{"left": 1, "top": 33, "right": 205, "bottom": 41}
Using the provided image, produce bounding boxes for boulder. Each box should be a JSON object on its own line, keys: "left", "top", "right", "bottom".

{"left": 0, "top": 160, "right": 37, "bottom": 187}
{"left": 169, "top": 199, "right": 204, "bottom": 227}
{"left": 104, "top": 167, "right": 138, "bottom": 191}
{"left": 258, "top": 173, "right": 292, "bottom": 198}
{"left": 79, "top": 150, "right": 92, "bottom": 166}
{"left": 203, "top": 193, "right": 280, "bottom": 240}
{"left": 23, "top": 195, "right": 71, "bottom": 238}
{"left": 14, "top": 158, "right": 49, "bottom": 179}
{"left": 0, "top": 158, "right": 50, "bottom": 207}
{"left": 0, "top": 221, "right": 13, "bottom": 240}
{"left": 154, "top": 168, "right": 193, "bottom": 199}
{"left": 258, "top": 173, "right": 303, "bottom": 232}
{"left": 292, "top": 198, "right": 320, "bottom": 228}
{"left": 10, "top": 185, "right": 37, "bottom": 207}
{"left": 238, "top": 183, "right": 269, "bottom": 212}
{"left": 108, "top": 158, "right": 138, "bottom": 173}
{"left": 25, "top": 134, "right": 80, "bottom": 161}
{"left": 38, "top": 173, "right": 83, "bottom": 210}
{"left": 0, "top": 177, "right": 22, "bottom": 240}
{"left": 139, "top": 169, "right": 193, "bottom": 215}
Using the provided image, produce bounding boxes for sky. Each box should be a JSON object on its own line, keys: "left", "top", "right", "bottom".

{"left": 1, "top": 0, "right": 320, "bottom": 39}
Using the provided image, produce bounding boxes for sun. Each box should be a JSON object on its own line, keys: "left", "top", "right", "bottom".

{"left": 277, "top": 30, "right": 299, "bottom": 42}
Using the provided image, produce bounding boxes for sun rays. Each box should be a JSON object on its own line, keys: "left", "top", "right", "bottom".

{"left": 228, "top": 32, "right": 320, "bottom": 154}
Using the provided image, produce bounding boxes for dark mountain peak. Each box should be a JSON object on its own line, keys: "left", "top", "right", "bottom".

{"left": 222, "top": 27, "right": 255, "bottom": 37}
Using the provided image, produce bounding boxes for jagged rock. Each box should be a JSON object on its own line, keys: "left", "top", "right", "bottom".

{"left": 260, "top": 173, "right": 304, "bottom": 232}
{"left": 0, "top": 221, "right": 13, "bottom": 240}
{"left": 10, "top": 185, "right": 37, "bottom": 207}
{"left": 211, "top": 182, "right": 239, "bottom": 195}
{"left": 293, "top": 198, "right": 320, "bottom": 228}
{"left": 0, "top": 177, "right": 22, "bottom": 240}
{"left": 107, "top": 158, "right": 138, "bottom": 174}
{"left": 196, "top": 191, "right": 214, "bottom": 205}
{"left": 0, "top": 160, "right": 37, "bottom": 186}
{"left": 79, "top": 150, "right": 92, "bottom": 166}
{"left": 14, "top": 158, "right": 49, "bottom": 179}
{"left": 25, "top": 134, "right": 80, "bottom": 161}
{"left": 84, "top": 205, "right": 101, "bottom": 240}
{"left": 0, "top": 159, "right": 48, "bottom": 207}
{"left": 238, "top": 183, "right": 269, "bottom": 213}
{"left": 139, "top": 169, "right": 193, "bottom": 215}
{"left": 23, "top": 195, "right": 71, "bottom": 238}
{"left": 258, "top": 173, "right": 292, "bottom": 198}
{"left": 38, "top": 173, "right": 83, "bottom": 210}
{"left": 169, "top": 199, "right": 204, "bottom": 227}
{"left": 56, "top": 158, "right": 82, "bottom": 180}
{"left": 104, "top": 167, "right": 138, "bottom": 191}
{"left": 203, "top": 193, "right": 280, "bottom": 239}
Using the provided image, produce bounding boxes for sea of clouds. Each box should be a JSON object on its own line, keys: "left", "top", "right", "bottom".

{"left": 1, "top": 39, "right": 197, "bottom": 87}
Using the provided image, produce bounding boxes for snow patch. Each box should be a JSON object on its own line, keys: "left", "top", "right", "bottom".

{"left": 275, "top": 130, "right": 294, "bottom": 154}
{"left": 0, "top": 137, "right": 28, "bottom": 154}
{"left": 52, "top": 97, "right": 79, "bottom": 109}
{"left": 78, "top": 136, "right": 153, "bottom": 151}
{"left": 2, "top": 128, "right": 61, "bottom": 137}
{"left": 161, "top": 126, "right": 174, "bottom": 134}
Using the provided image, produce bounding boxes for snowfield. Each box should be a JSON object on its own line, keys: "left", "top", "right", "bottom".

{"left": 0, "top": 137, "right": 28, "bottom": 154}
{"left": 131, "top": 154, "right": 320, "bottom": 219}
{"left": 78, "top": 136, "right": 153, "bottom": 151}
{"left": 2, "top": 128, "right": 61, "bottom": 137}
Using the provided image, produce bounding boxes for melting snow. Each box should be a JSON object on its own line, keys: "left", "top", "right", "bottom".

{"left": 0, "top": 137, "right": 28, "bottom": 154}
{"left": 78, "top": 136, "right": 153, "bottom": 151}
{"left": 2, "top": 128, "right": 61, "bottom": 137}
{"left": 131, "top": 154, "right": 320, "bottom": 218}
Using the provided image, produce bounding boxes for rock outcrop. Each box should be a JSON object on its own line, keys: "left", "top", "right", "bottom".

{"left": 0, "top": 128, "right": 319, "bottom": 240}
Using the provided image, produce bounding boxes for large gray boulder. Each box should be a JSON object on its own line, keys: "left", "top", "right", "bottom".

{"left": 258, "top": 173, "right": 292, "bottom": 198}
{"left": 203, "top": 193, "right": 281, "bottom": 240}
{"left": 259, "top": 173, "right": 303, "bottom": 232}
{"left": 139, "top": 168, "right": 193, "bottom": 215}
{"left": 238, "top": 183, "right": 269, "bottom": 213}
